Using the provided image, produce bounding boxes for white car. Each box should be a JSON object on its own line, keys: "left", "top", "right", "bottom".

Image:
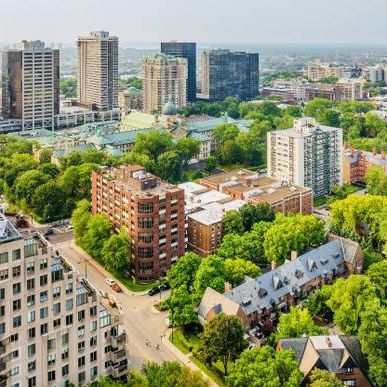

{"left": 105, "top": 278, "right": 116, "bottom": 287}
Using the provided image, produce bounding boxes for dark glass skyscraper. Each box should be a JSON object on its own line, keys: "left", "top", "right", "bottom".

{"left": 200, "top": 49, "right": 259, "bottom": 102}
{"left": 161, "top": 41, "right": 196, "bottom": 102}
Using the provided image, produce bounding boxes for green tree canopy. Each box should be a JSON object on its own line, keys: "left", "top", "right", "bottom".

{"left": 174, "top": 138, "right": 201, "bottom": 165}
{"left": 166, "top": 252, "right": 201, "bottom": 291}
{"left": 82, "top": 214, "right": 111, "bottom": 261}
{"left": 133, "top": 130, "right": 174, "bottom": 161}
{"left": 221, "top": 210, "right": 244, "bottom": 236}
{"left": 101, "top": 230, "right": 130, "bottom": 273}
{"left": 239, "top": 202, "right": 275, "bottom": 231}
{"left": 309, "top": 369, "right": 344, "bottom": 387}
{"left": 224, "top": 258, "right": 260, "bottom": 286}
{"left": 365, "top": 166, "right": 387, "bottom": 196}
{"left": 156, "top": 151, "right": 183, "bottom": 183}
{"left": 71, "top": 199, "right": 91, "bottom": 244}
{"left": 194, "top": 255, "right": 225, "bottom": 296}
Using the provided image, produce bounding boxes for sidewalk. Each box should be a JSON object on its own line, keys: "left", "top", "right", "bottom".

{"left": 162, "top": 330, "right": 219, "bottom": 387}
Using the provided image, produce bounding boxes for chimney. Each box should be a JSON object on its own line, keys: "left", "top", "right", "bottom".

{"left": 325, "top": 337, "right": 332, "bottom": 347}
{"left": 291, "top": 251, "right": 298, "bottom": 261}
{"left": 224, "top": 282, "right": 232, "bottom": 293}
{"left": 271, "top": 261, "right": 277, "bottom": 270}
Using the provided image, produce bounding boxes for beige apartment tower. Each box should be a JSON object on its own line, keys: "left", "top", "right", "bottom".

{"left": 1, "top": 40, "right": 59, "bottom": 130}
{"left": 142, "top": 54, "right": 187, "bottom": 114}
{"left": 0, "top": 213, "right": 128, "bottom": 387}
{"left": 77, "top": 31, "right": 119, "bottom": 111}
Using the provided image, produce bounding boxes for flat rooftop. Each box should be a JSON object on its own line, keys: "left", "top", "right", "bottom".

{"left": 200, "top": 169, "right": 257, "bottom": 186}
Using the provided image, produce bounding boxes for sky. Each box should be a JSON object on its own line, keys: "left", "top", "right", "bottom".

{"left": 0, "top": 0, "right": 386, "bottom": 45}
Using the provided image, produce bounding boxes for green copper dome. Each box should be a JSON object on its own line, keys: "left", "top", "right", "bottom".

{"left": 162, "top": 100, "right": 177, "bottom": 115}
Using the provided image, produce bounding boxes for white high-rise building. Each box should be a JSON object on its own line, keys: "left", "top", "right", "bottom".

{"left": 1, "top": 40, "right": 59, "bottom": 130}
{"left": 0, "top": 213, "right": 128, "bottom": 387}
{"left": 142, "top": 54, "right": 187, "bottom": 114}
{"left": 77, "top": 31, "right": 119, "bottom": 111}
{"left": 267, "top": 117, "right": 343, "bottom": 197}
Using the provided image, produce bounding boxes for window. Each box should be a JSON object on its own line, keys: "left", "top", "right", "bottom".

{"left": 28, "top": 360, "right": 36, "bottom": 372}
{"left": 10, "top": 333, "right": 18, "bottom": 342}
{"left": 90, "top": 305, "right": 97, "bottom": 316}
{"left": 47, "top": 354, "right": 56, "bottom": 366}
{"left": 139, "top": 232, "right": 153, "bottom": 243}
{"left": 10, "top": 366, "right": 19, "bottom": 376}
{"left": 78, "top": 325, "right": 85, "bottom": 337}
{"left": 39, "top": 258, "right": 48, "bottom": 269}
{"left": 0, "top": 252, "right": 8, "bottom": 264}
{"left": 0, "top": 305, "right": 4, "bottom": 316}
{"left": 40, "top": 274, "right": 48, "bottom": 287}
{"left": 62, "top": 364, "right": 69, "bottom": 377}
{"left": 78, "top": 356, "right": 85, "bottom": 367}
{"left": 78, "top": 371, "right": 86, "bottom": 384}
{"left": 65, "top": 314, "right": 73, "bottom": 326}
{"left": 11, "top": 349, "right": 19, "bottom": 359}
{"left": 138, "top": 202, "right": 154, "bottom": 213}
{"left": 53, "top": 302, "right": 61, "bottom": 315}
{"left": 51, "top": 268, "right": 63, "bottom": 283}
{"left": 27, "top": 278, "right": 35, "bottom": 290}
{"left": 27, "top": 344, "right": 36, "bottom": 357}
{"left": 104, "top": 361, "right": 112, "bottom": 369}
{"left": 13, "top": 315, "right": 22, "bottom": 328}
{"left": 78, "top": 310, "right": 85, "bottom": 321}
{"left": 48, "top": 370, "right": 56, "bottom": 382}
{"left": 28, "top": 377, "right": 36, "bottom": 387}
{"left": 90, "top": 336, "right": 97, "bottom": 347}
{"left": 0, "top": 269, "right": 8, "bottom": 281}
{"left": 343, "top": 381, "right": 356, "bottom": 386}
{"left": 13, "top": 282, "right": 21, "bottom": 294}
{"left": 138, "top": 217, "right": 153, "bottom": 228}
{"left": 13, "top": 299, "right": 21, "bottom": 311}
{"left": 27, "top": 327, "right": 36, "bottom": 339}
{"left": 53, "top": 318, "right": 61, "bottom": 328}
{"left": 47, "top": 338, "right": 55, "bottom": 351}
{"left": 62, "top": 348, "right": 69, "bottom": 360}
{"left": 65, "top": 283, "right": 73, "bottom": 294}
{"left": 78, "top": 341, "right": 85, "bottom": 352}
{"left": 90, "top": 366, "right": 98, "bottom": 379}
{"left": 40, "top": 290, "right": 48, "bottom": 302}
{"left": 100, "top": 310, "right": 111, "bottom": 328}
{"left": 90, "top": 320, "right": 97, "bottom": 332}
{"left": 0, "top": 323, "right": 5, "bottom": 334}
{"left": 40, "top": 323, "right": 48, "bottom": 335}
{"left": 26, "top": 261, "right": 35, "bottom": 275}
{"left": 76, "top": 288, "right": 87, "bottom": 306}
{"left": 53, "top": 286, "right": 61, "bottom": 299}
{"left": 27, "top": 295, "right": 35, "bottom": 307}
{"left": 40, "top": 307, "right": 48, "bottom": 319}
{"left": 138, "top": 247, "right": 154, "bottom": 258}
{"left": 90, "top": 351, "right": 97, "bottom": 362}
{"left": 24, "top": 242, "right": 37, "bottom": 258}
{"left": 62, "top": 333, "right": 69, "bottom": 346}
{"left": 0, "top": 288, "right": 4, "bottom": 299}
{"left": 27, "top": 311, "right": 35, "bottom": 323}
{"left": 12, "top": 266, "right": 21, "bottom": 277}
{"left": 12, "top": 249, "right": 21, "bottom": 261}
{"left": 66, "top": 298, "right": 73, "bottom": 310}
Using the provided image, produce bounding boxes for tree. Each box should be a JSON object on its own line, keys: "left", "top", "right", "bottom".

{"left": 194, "top": 255, "right": 225, "bottom": 296}
{"left": 175, "top": 138, "right": 201, "bottom": 165}
{"left": 304, "top": 98, "right": 334, "bottom": 118}
{"left": 239, "top": 202, "right": 275, "bottom": 231}
{"left": 365, "top": 166, "right": 387, "bottom": 196}
{"left": 275, "top": 307, "right": 325, "bottom": 341}
{"left": 226, "top": 346, "right": 303, "bottom": 387}
{"left": 263, "top": 214, "right": 325, "bottom": 264}
{"left": 204, "top": 156, "right": 218, "bottom": 172}
{"left": 212, "top": 124, "right": 240, "bottom": 145}
{"left": 196, "top": 313, "right": 247, "bottom": 375}
{"left": 31, "top": 181, "right": 68, "bottom": 222}
{"left": 220, "top": 140, "right": 243, "bottom": 164}
{"left": 167, "top": 252, "right": 201, "bottom": 291}
{"left": 60, "top": 77, "right": 77, "bottom": 98}
{"left": 101, "top": 230, "right": 130, "bottom": 273}
{"left": 13, "top": 170, "right": 49, "bottom": 204}
{"left": 326, "top": 275, "right": 377, "bottom": 334}
{"left": 39, "top": 148, "right": 53, "bottom": 164}
{"left": 119, "top": 151, "right": 156, "bottom": 172}
{"left": 307, "top": 285, "right": 334, "bottom": 322}
{"left": 224, "top": 258, "right": 260, "bottom": 286}
{"left": 167, "top": 285, "right": 198, "bottom": 328}
{"left": 221, "top": 210, "right": 244, "bottom": 236}
{"left": 133, "top": 130, "right": 173, "bottom": 161}
{"left": 309, "top": 369, "right": 344, "bottom": 387}
{"left": 38, "top": 163, "right": 60, "bottom": 179}
{"left": 82, "top": 214, "right": 111, "bottom": 261}
{"left": 367, "top": 260, "right": 387, "bottom": 299}
{"left": 128, "top": 361, "right": 209, "bottom": 387}
{"left": 71, "top": 200, "right": 91, "bottom": 244}
{"left": 156, "top": 151, "right": 182, "bottom": 183}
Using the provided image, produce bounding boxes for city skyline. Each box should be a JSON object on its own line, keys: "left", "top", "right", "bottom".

{"left": 0, "top": 0, "right": 385, "bottom": 45}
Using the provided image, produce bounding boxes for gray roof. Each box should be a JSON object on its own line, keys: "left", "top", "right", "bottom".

{"left": 225, "top": 239, "right": 349, "bottom": 315}
{"left": 0, "top": 213, "right": 21, "bottom": 244}
{"left": 280, "top": 337, "right": 308, "bottom": 362}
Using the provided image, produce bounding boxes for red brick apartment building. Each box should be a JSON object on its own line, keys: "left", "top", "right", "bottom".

{"left": 91, "top": 165, "right": 185, "bottom": 282}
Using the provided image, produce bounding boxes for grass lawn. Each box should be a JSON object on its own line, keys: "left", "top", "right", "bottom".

{"left": 189, "top": 355, "right": 227, "bottom": 387}
{"left": 113, "top": 271, "right": 156, "bottom": 292}
{"left": 313, "top": 196, "right": 329, "bottom": 207}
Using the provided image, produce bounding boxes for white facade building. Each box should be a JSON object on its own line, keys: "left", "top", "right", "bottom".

{"left": 267, "top": 117, "right": 343, "bottom": 197}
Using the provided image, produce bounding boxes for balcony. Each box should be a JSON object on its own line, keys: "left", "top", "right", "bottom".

{"left": 111, "top": 363, "right": 128, "bottom": 379}
{"left": 109, "top": 332, "right": 126, "bottom": 347}
{"left": 111, "top": 348, "right": 127, "bottom": 363}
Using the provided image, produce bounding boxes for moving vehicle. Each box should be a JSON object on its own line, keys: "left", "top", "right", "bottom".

{"left": 105, "top": 278, "right": 116, "bottom": 287}
{"left": 111, "top": 283, "right": 122, "bottom": 293}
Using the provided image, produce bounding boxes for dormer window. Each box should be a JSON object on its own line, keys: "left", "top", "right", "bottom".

{"left": 272, "top": 275, "right": 283, "bottom": 290}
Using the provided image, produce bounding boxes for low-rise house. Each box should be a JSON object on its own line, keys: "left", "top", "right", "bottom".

{"left": 278, "top": 335, "right": 372, "bottom": 387}
{"left": 198, "top": 236, "right": 364, "bottom": 329}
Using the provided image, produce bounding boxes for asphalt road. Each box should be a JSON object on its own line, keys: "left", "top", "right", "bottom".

{"left": 52, "top": 238, "right": 178, "bottom": 370}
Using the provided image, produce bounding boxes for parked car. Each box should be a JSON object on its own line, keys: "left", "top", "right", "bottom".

{"left": 111, "top": 283, "right": 122, "bottom": 293}
{"left": 160, "top": 282, "right": 170, "bottom": 291}
{"left": 165, "top": 318, "right": 172, "bottom": 328}
{"left": 44, "top": 228, "right": 54, "bottom": 236}
{"left": 105, "top": 278, "right": 116, "bottom": 287}
{"left": 147, "top": 287, "right": 161, "bottom": 296}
